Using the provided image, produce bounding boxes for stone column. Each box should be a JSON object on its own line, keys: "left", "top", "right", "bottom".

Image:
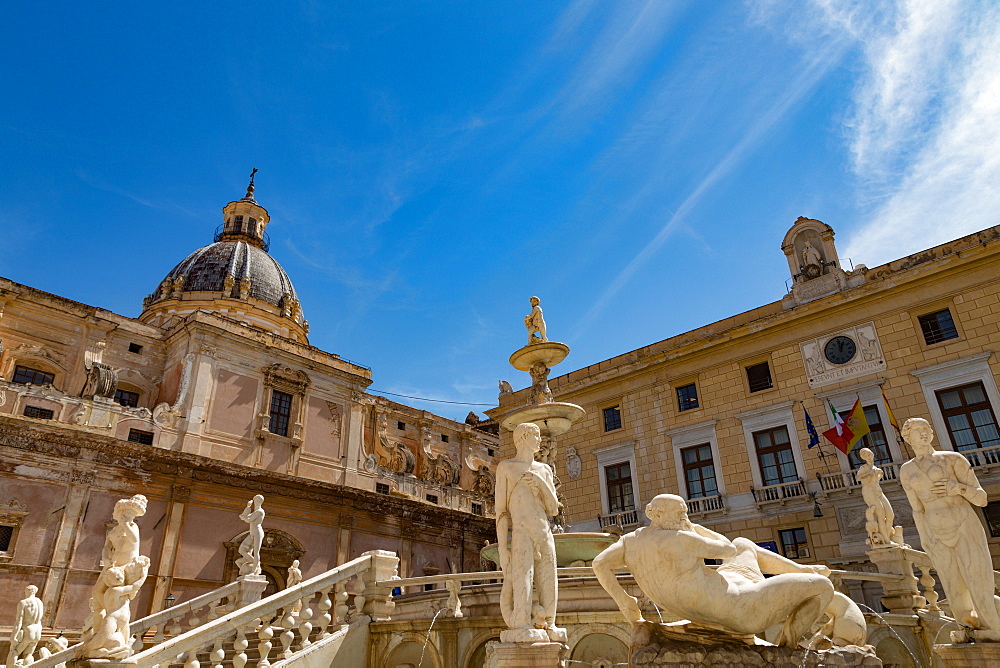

{"left": 179, "top": 352, "right": 216, "bottom": 455}
{"left": 148, "top": 484, "right": 191, "bottom": 615}
{"left": 336, "top": 515, "right": 353, "bottom": 566}
{"left": 359, "top": 550, "right": 398, "bottom": 621}
{"left": 439, "top": 628, "right": 459, "bottom": 668}
{"left": 41, "top": 472, "right": 91, "bottom": 626}
{"left": 867, "top": 546, "right": 922, "bottom": 614}
{"left": 342, "top": 393, "right": 367, "bottom": 487}
{"left": 398, "top": 519, "right": 413, "bottom": 595}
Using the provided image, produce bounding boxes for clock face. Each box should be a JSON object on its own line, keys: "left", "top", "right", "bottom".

{"left": 824, "top": 335, "right": 857, "bottom": 365}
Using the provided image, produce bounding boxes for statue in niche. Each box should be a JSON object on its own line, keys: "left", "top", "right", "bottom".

{"left": 802, "top": 241, "right": 823, "bottom": 269}
{"left": 899, "top": 418, "right": 1000, "bottom": 635}
{"left": 6, "top": 585, "right": 43, "bottom": 667}
{"left": 524, "top": 296, "right": 547, "bottom": 345}
{"left": 236, "top": 495, "right": 265, "bottom": 576}
{"left": 856, "top": 447, "right": 905, "bottom": 548}
{"left": 593, "top": 494, "right": 839, "bottom": 647}
{"left": 528, "top": 362, "right": 553, "bottom": 405}
{"left": 80, "top": 494, "right": 151, "bottom": 659}
{"left": 495, "top": 422, "right": 565, "bottom": 643}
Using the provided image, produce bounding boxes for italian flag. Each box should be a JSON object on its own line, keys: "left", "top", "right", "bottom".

{"left": 823, "top": 399, "right": 870, "bottom": 455}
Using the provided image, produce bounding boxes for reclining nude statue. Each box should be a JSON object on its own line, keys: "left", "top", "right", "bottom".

{"left": 594, "top": 494, "right": 858, "bottom": 647}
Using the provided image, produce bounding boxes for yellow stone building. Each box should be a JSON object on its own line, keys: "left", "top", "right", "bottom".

{"left": 493, "top": 217, "right": 1000, "bottom": 610}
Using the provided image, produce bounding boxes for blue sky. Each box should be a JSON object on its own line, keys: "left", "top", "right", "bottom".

{"left": 3, "top": 1, "right": 999, "bottom": 420}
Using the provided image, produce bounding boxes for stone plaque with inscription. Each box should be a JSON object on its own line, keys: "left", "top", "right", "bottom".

{"left": 800, "top": 322, "right": 886, "bottom": 388}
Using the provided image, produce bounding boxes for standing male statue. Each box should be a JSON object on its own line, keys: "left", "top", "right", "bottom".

{"left": 6, "top": 585, "right": 44, "bottom": 667}
{"left": 495, "top": 422, "right": 565, "bottom": 643}
{"left": 899, "top": 417, "right": 1000, "bottom": 634}
{"left": 524, "top": 296, "right": 548, "bottom": 345}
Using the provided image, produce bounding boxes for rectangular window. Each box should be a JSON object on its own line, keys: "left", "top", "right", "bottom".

{"left": 114, "top": 389, "right": 140, "bottom": 408}
{"left": 681, "top": 444, "right": 718, "bottom": 499}
{"left": 778, "top": 527, "right": 810, "bottom": 559}
{"left": 603, "top": 405, "right": 622, "bottom": 432}
{"left": 471, "top": 502, "right": 483, "bottom": 516}
{"left": 12, "top": 365, "right": 55, "bottom": 386}
{"left": 676, "top": 383, "right": 699, "bottom": 412}
{"left": 936, "top": 382, "right": 1000, "bottom": 452}
{"left": 605, "top": 462, "right": 635, "bottom": 513}
{"left": 753, "top": 426, "right": 798, "bottom": 487}
{"left": 397, "top": 421, "right": 406, "bottom": 430}
{"left": 983, "top": 502, "right": 1000, "bottom": 539}
{"left": 23, "top": 405, "right": 55, "bottom": 420}
{"left": 918, "top": 308, "right": 959, "bottom": 345}
{"left": 127, "top": 429, "right": 154, "bottom": 445}
{"left": 745, "top": 362, "right": 773, "bottom": 393}
{"left": 487, "top": 448, "right": 495, "bottom": 457}
{"left": 128, "top": 342, "right": 143, "bottom": 354}
{"left": 376, "top": 483, "right": 390, "bottom": 495}
{"left": 441, "top": 434, "right": 449, "bottom": 443}
{"left": 848, "top": 405, "right": 893, "bottom": 469}
{"left": 268, "top": 390, "right": 293, "bottom": 437}
{"left": 426, "top": 494, "right": 438, "bottom": 504}
{"left": 0, "top": 525, "right": 12, "bottom": 552}
{"left": 247, "top": 218, "right": 258, "bottom": 235}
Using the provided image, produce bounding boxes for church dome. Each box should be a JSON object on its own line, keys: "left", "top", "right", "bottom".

{"left": 139, "top": 172, "right": 309, "bottom": 343}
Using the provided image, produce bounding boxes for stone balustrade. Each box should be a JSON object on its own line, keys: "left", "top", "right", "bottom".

{"left": 597, "top": 509, "right": 640, "bottom": 529}
{"left": 751, "top": 478, "right": 807, "bottom": 505}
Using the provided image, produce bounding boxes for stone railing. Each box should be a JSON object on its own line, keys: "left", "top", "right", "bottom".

{"left": 112, "top": 550, "right": 397, "bottom": 668}
{"left": 961, "top": 444, "right": 1000, "bottom": 471}
{"left": 30, "top": 578, "right": 264, "bottom": 668}
{"left": 686, "top": 494, "right": 725, "bottom": 515}
{"left": 598, "top": 509, "right": 640, "bottom": 529}
{"left": 817, "top": 462, "right": 901, "bottom": 493}
{"left": 377, "top": 470, "right": 492, "bottom": 516}
{"left": 751, "top": 478, "right": 807, "bottom": 504}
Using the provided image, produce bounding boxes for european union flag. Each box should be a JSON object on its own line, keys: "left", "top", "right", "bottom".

{"left": 804, "top": 407, "right": 821, "bottom": 449}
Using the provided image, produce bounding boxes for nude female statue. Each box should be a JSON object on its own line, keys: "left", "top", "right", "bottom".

{"left": 856, "top": 447, "right": 903, "bottom": 547}
{"left": 899, "top": 417, "right": 1000, "bottom": 632}
{"left": 236, "top": 495, "right": 265, "bottom": 576}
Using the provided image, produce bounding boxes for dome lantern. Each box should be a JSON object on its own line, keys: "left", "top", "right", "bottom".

{"left": 216, "top": 168, "right": 271, "bottom": 250}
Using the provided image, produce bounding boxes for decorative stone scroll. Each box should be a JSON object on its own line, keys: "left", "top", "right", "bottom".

{"left": 419, "top": 426, "right": 460, "bottom": 486}
{"left": 370, "top": 409, "right": 415, "bottom": 475}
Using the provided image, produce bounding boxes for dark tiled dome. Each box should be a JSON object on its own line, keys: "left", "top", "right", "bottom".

{"left": 152, "top": 241, "right": 299, "bottom": 309}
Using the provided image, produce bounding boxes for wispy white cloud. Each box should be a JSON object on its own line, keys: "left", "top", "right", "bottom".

{"left": 76, "top": 169, "right": 202, "bottom": 219}
{"left": 800, "top": 0, "right": 1000, "bottom": 265}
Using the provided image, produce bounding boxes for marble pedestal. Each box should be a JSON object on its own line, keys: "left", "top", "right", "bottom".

{"left": 492, "top": 640, "right": 566, "bottom": 668}
{"left": 934, "top": 642, "right": 1000, "bottom": 667}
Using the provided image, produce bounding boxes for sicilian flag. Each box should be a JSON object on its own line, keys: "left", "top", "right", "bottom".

{"left": 823, "top": 399, "right": 870, "bottom": 455}
{"left": 804, "top": 406, "right": 821, "bottom": 449}
{"left": 881, "top": 387, "right": 901, "bottom": 436}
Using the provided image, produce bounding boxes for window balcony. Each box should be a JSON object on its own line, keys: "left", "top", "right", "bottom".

{"left": 751, "top": 478, "right": 807, "bottom": 506}
{"left": 817, "top": 461, "right": 901, "bottom": 494}
{"left": 598, "top": 509, "right": 640, "bottom": 530}
{"left": 686, "top": 494, "right": 725, "bottom": 516}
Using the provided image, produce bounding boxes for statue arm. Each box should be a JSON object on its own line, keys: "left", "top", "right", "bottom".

{"left": 537, "top": 467, "right": 560, "bottom": 516}
{"left": 950, "top": 456, "right": 988, "bottom": 506}
{"left": 592, "top": 540, "right": 643, "bottom": 624}
{"left": 495, "top": 469, "right": 511, "bottom": 570}
{"left": 902, "top": 477, "right": 928, "bottom": 538}
{"left": 687, "top": 526, "right": 737, "bottom": 560}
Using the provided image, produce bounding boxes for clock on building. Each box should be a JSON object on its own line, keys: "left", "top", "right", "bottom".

{"left": 824, "top": 335, "right": 857, "bottom": 365}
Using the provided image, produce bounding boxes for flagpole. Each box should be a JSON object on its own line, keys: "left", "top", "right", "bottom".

{"left": 801, "top": 400, "right": 833, "bottom": 474}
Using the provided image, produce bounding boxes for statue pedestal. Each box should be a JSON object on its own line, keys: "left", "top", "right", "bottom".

{"left": 935, "top": 642, "right": 1000, "bottom": 667}
{"left": 492, "top": 640, "right": 566, "bottom": 668}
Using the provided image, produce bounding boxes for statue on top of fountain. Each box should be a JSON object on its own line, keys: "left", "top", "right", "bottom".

{"left": 593, "top": 494, "right": 868, "bottom": 648}
{"left": 524, "top": 296, "right": 547, "bottom": 345}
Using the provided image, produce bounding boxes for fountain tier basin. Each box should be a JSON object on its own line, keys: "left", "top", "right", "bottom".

{"left": 481, "top": 532, "right": 619, "bottom": 568}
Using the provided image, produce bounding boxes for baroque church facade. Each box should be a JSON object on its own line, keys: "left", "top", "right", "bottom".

{"left": 0, "top": 178, "right": 498, "bottom": 630}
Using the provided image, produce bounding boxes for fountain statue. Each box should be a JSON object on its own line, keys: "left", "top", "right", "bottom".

{"left": 6, "top": 585, "right": 43, "bottom": 667}
{"left": 524, "top": 296, "right": 547, "bottom": 344}
{"left": 236, "top": 494, "right": 265, "bottom": 576}
{"left": 80, "top": 494, "right": 151, "bottom": 659}
{"left": 856, "top": 447, "right": 905, "bottom": 548}
{"left": 899, "top": 418, "right": 1000, "bottom": 640}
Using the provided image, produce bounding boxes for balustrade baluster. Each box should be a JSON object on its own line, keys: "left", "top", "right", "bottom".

{"left": 279, "top": 606, "right": 296, "bottom": 659}
{"left": 919, "top": 568, "right": 941, "bottom": 612}
{"left": 233, "top": 625, "right": 249, "bottom": 668}
{"left": 352, "top": 575, "right": 367, "bottom": 619}
{"left": 334, "top": 584, "right": 350, "bottom": 625}
{"left": 298, "top": 592, "right": 314, "bottom": 648}
{"left": 188, "top": 605, "right": 202, "bottom": 633}
{"left": 316, "top": 586, "right": 333, "bottom": 638}
{"left": 167, "top": 613, "right": 183, "bottom": 637}
{"left": 256, "top": 616, "right": 275, "bottom": 668}
{"left": 184, "top": 648, "right": 200, "bottom": 668}
{"left": 153, "top": 623, "right": 165, "bottom": 643}
{"left": 210, "top": 634, "right": 225, "bottom": 668}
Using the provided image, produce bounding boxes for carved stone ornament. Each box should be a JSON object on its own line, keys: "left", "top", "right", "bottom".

{"left": 153, "top": 353, "right": 196, "bottom": 427}
{"left": 566, "top": 446, "right": 582, "bottom": 479}
{"left": 419, "top": 426, "right": 460, "bottom": 486}
{"left": 800, "top": 322, "right": 886, "bottom": 389}
{"left": 370, "top": 409, "right": 415, "bottom": 475}
{"left": 81, "top": 361, "right": 119, "bottom": 399}
{"left": 262, "top": 363, "right": 310, "bottom": 395}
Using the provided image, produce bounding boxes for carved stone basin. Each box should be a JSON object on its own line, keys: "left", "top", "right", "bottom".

{"left": 498, "top": 402, "right": 587, "bottom": 437}
{"left": 480, "top": 532, "right": 619, "bottom": 568}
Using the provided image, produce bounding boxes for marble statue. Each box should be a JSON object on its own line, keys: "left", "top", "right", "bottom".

{"left": 236, "top": 495, "right": 265, "bottom": 576}
{"left": 36, "top": 636, "right": 68, "bottom": 668}
{"left": 528, "top": 362, "right": 553, "bottom": 405}
{"left": 495, "top": 422, "right": 565, "bottom": 643}
{"left": 498, "top": 380, "right": 513, "bottom": 399}
{"left": 287, "top": 559, "right": 303, "bottom": 587}
{"left": 593, "top": 494, "right": 835, "bottom": 646}
{"left": 6, "top": 585, "right": 43, "bottom": 666}
{"left": 856, "top": 447, "right": 904, "bottom": 547}
{"left": 566, "top": 446, "right": 582, "bottom": 480}
{"left": 524, "top": 296, "right": 547, "bottom": 345}
{"left": 81, "top": 494, "right": 151, "bottom": 659}
{"left": 802, "top": 241, "right": 822, "bottom": 268}
{"left": 899, "top": 417, "right": 1000, "bottom": 632}
{"left": 445, "top": 578, "right": 464, "bottom": 618}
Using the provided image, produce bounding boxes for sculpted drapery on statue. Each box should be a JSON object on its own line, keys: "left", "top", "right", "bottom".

{"left": 80, "top": 494, "right": 151, "bottom": 659}
{"left": 236, "top": 495, "right": 265, "bottom": 576}
{"left": 524, "top": 296, "right": 547, "bottom": 345}
{"left": 495, "top": 422, "right": 566, "bottom": 643}
{"left": 6, "top": 585, "right": 43, "bottom": 667}
{"left": 899, "top": 417, "right": 1000, "bottom": 635}
{"left": 593, "top": 494, "right": 841, "bottom": 647}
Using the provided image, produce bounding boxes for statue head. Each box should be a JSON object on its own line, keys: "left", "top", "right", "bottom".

{"left": 513, "top": 422, "right": 541, "bottom": 458}
{"left": 901, "top": 417, "right": 935, "bottom": 455}
{"left": 103, "top": 566, "right": 126, "bottom": 586}
{"left": 859, "top": 447, "right": 875, "bottom": 465}
{"left": 529, "top": 296, "right": 540, "bottom": 307}
{"left": 24, "top": 584, "right": 37, "bottom": 597}
{"left": 645, "top": 494, "right": 691, "bottom": 530}
{"left": 252, "top": 494, "right": 264, "bottom": 509}
{"left": 114, "top": 494, "right": 148, "bottom": 522}
{"left": 291, "top": 559, "right": 299, "bottom": 568}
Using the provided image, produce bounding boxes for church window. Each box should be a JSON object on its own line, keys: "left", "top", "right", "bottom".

{"left": 233, "top": 215, "right": 244, "bottom": 232}
{"left": 127, "top": 429, "right": 154, "bottom": 445}
{"left": 936, "top": 382, "right": 1000, "bottom": 453}
{"left": 376, "top": 483, "right": 390, "bottom": 495}
{"left": 269, "top": 390, "right": 293, "bottom": 437}
{"left": 471, "top": 502, "right": 483, "bottom": 516}
{"left": 604, "top": 462, "right": 634, "bottom": 513}
{"left": 12, "top": 365, "right": 55, "bottom": 386}
{"left": 753, "top": 426, "right": 798, "bottom": 487}
{"left": 114, "top": 389, "right": 140, "bottom": 408}
{"left": 676, "top": 383, "right": 699, "bottom": 411}
{"left": 918, "top": 308, "right": 959, "bottom": 345}
{"left": 603, "top": 405, "right": 622, "bottom": 432}
{"left": 778, "top": 527, "right": 810, "bottom": 559}
{"left": 23, "top": 405, "right": 55, "bottom": 420}
{"left": 0, "top": 525, "right": 12, "bottom": 552}
{"left": 745, "top": 362, "right": 773, "bottom": 393}
{"left": 248, "top": 218, "right": 258, "bottom": 235}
